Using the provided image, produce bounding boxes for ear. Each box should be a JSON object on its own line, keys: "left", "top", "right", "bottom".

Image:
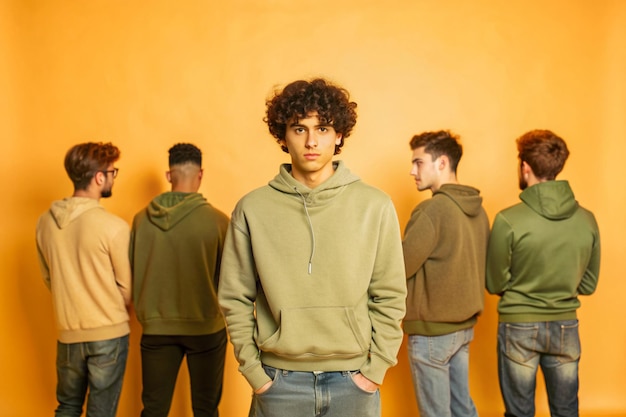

{"left": 335, "top": 133, "right": 343, "bottom": 145}
{"left": 94, "top": 171, "right": 105, "bottom": 186}
{"left": 198, "top": 169, "right": 204, "bottom": 180}
{"left": 437, "top": 155, "right": 449, "bottom": 172}
{"left": 521, "top": 161, "right": 532, "bottom": 176}
{"left": 165, "top": 171, "right": 172, "bottom": 184}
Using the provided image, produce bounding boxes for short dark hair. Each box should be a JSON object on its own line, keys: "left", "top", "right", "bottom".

{"left": 168, "top": 143, "right": 202, "bottom": 167}
{"left": 64, "top": 142, "right": 120, "bottom": 190}
{"left": 516, "top": 129, "right": 569, "bottom": 180}
{"left": 264, "top": 78, "right": 357, "bottom": 154}
{"left": 409, "top": 130, "right": 463, "bottom": 173}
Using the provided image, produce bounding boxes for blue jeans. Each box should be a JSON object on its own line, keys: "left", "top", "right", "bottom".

{"left": 140, "top": 330, "right": 227, "bottom": 417}
{"left": 55, "top": 334, "right": 129, "bottom": 417}
{"left": 249, "top": 366, "right": 380, "bottom": 417}
{"left": 498, "top": 320, "right": 580, "bottom": 417}
{"left": 407, "top": 328, "right": 478, "bottom": 417}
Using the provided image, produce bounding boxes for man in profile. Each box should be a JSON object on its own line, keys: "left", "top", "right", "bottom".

{"left": 402, "top": 130, "right": 489, "bottom": 417}
{"left": 36, "top": 142, "right": 131, "bottom": 417}
{"left": 131, "top": 143, "right": 229, "bottom": 417}
{"left": 487, "top": 129, "right": 601, "bottom": 417}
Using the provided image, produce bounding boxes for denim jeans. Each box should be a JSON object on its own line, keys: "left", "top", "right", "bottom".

{"left": 498, "top": 320, "right": 580, "bottom": 417}
{"left": 249, "top": 366, "right": 380, "bottom": 417}
{"left": 407, "top": 328, "right": 478, "bottom": 417}
{"left": 55, "top": 334, "right": 129, "bottom": 417}
{"left": 140, "top": 330, "right": 227, "bottom": 417}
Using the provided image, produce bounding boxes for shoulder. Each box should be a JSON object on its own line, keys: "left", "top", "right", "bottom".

{"left": 348, "top": 181, "right": 394, "bottom": 205}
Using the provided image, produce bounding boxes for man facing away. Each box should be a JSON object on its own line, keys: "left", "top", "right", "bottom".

{"left": 130, "top": 143, "right": 229, "bottom": 417}
{"left": 402, "top": 130, "right": 489, "bottom": 417}
{"left": 486, "top": 130, "right": 601, "bottom": 417}
{"left": 217, "top": 78, "right": 407, "bottom": 417}
{"left": 36, "top": 142, "right": 131, "bottom": 417}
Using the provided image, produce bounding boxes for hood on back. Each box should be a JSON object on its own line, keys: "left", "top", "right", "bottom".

{"left": 49, "top": 197, "right": 103, "bottom": 229}
{"left": 519, "top": 180, "right": 578, "bottom": 220}
{"left": 147, "top": 192, "right": 209, "bottom": 231}
{"left": 435, "top": 184, "right": 484, "bottom": 217}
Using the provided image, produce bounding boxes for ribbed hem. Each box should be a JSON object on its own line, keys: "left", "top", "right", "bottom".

{"left": 498, "top": 311, "right": 577, "bottom": 323}
{"left": 403, "top": 316, "right": 477, "bottom": 336}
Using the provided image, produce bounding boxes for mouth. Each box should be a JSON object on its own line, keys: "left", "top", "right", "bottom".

{"left": 304, "top": 153, "right": 319, "bottom": 160}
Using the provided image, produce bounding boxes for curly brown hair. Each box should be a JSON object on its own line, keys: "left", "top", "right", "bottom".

{"left": 516, "top": 130, "right": 569, "bottom": 180}
{"left": 264, "top": 78, "right": 358, "bottom": 154}
{"left": 64, "top": 142, "right": 120, "bottom": 190}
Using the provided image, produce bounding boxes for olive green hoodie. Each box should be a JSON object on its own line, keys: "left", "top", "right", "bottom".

{"left": 486, "top": 180, "right": 600, "bottom": 322}
{"left": 130, "top": 192, "right": 229, "bottom": 335}
{"left": 403, "top": 184, "right": 490, "bottom": 336}
{"left": 218, "top": 161, "right": 407, "bottom": 390}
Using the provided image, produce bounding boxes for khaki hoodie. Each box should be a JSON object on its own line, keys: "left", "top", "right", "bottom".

{"left": 36, "top": 197, "right": 131, "bottom": 343}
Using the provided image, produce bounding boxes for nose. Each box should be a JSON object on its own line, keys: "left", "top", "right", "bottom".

{"left": 410, "top": 164, "right": 417, "bottom": 177}
{"left": 305, "top": 132, "right": 318, "bottom": 148}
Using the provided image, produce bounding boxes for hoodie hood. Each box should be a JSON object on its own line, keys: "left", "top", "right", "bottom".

{"left": 434, "top": 183, "right": 484, "bottom": 217}
{"left": 147, "top": 192, "right": 209, "bottom": 231}
{"left": 49, "top": 197, "right": 103, "bottom": 229}
{"left": 269, "top": 160, "right": 360, "bottom": 201}
{"left": 519, "top": 180, "right": 578, "bottom": 220}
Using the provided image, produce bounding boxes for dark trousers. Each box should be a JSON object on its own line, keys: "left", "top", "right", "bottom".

{"left": 140, "top": 330, "right": 227, "bottom": 417}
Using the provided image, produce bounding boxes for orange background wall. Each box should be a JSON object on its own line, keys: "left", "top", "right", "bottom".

{"left": 1, "top": 1, "right": 625, "bottom": 416}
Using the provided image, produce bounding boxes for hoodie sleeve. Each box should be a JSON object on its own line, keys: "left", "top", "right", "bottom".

{"left": 360, "top": 200, "right": 407, "bottom": 385}
{"left": 217, "top": 212, "right": 270, "bottom": 391}
{"left": 402, "top": 206, "right": 437, "bottom": 280}
{"left": 486, "top": 212, "right": 514, "bottom": 295}
{"left": 111, "top": 224, "right": 132, "bottom": 307}
{"left": 577, "top": 215, "right": 601, "bottom": 295}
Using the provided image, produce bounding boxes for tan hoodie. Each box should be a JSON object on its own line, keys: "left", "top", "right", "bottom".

{"left": 36, "top": 197, "right": 131, "bottom": 343}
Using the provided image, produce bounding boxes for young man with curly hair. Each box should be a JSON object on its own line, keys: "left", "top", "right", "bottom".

{"left": 218, "top": 78, "right": 407, "bottom": 417}
{"left": 402, "top": 130, "right": 489, "bottom": 417}
{"left": 36, "top": 142, "right": 131, "bottom": 417}
{"left": 130, "top": 143, "right": 229, "bottom": 417}
{"left": 487, "top": 130, "right": 601, "bottom": 417}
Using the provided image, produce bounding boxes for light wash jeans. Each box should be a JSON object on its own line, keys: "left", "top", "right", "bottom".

{"left": 249, "top": 366, "right": 380, "bottom": 417}
{"left": 407, "top": 328, "right": 478, "bottom": 417}
{"left": 55, "top": 334, "right": 129, "bottom": 417}
{"left": 498, "top": 320, "right": 580, "bottom": 417}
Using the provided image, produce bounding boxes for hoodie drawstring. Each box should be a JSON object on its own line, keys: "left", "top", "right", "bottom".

{"left": 295, "top": 187, "right": 315, "bottom": 275}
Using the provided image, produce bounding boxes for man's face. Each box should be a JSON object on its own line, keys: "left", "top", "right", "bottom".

{"left": 279, "top": 112, "right": 342, "bottom": 185}
{"left": 410, "top": 146, "right": 440, "bottom": 192}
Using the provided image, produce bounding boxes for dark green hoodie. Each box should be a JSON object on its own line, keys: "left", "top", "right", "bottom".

{"left": 486, "top": 180, "right": 600, "bottom": 322}
{"left": 130, "top": 192, "right": 229, "bottom": 335}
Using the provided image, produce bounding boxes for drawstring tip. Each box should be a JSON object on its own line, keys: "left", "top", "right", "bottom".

{"left": 308, "top": 262, "right": 312, "bottom": 275}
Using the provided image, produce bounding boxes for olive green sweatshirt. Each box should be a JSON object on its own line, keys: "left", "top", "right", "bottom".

{"left": 130, "top": 192, "right": 229, "bottom": 335}
{"left": 218, "top": 161, "right": 407, "bottom": 391}
{"left": 403, "top": 184, "right": 490, "bottom": 336}
{"left": 486, "top": 180, "right": 600, "bottom": 322}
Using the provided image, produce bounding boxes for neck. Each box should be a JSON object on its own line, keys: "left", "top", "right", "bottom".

{"left": 291, "top": 165, "right": 335, "bottom": 189}
{"left": 72, "top": 188, "right": 100, "bottom": 200}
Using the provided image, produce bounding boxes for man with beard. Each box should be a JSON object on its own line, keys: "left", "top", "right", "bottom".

{"left": 36, "top": 142, "right": 131, "bottom": 417}
{"left": 486, "top": 130, "right": 601, "bottom": 417}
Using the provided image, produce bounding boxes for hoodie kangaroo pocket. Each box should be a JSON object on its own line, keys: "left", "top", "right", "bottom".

{"left": 258, "top": 306, "right": 369, "bottom": 359}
